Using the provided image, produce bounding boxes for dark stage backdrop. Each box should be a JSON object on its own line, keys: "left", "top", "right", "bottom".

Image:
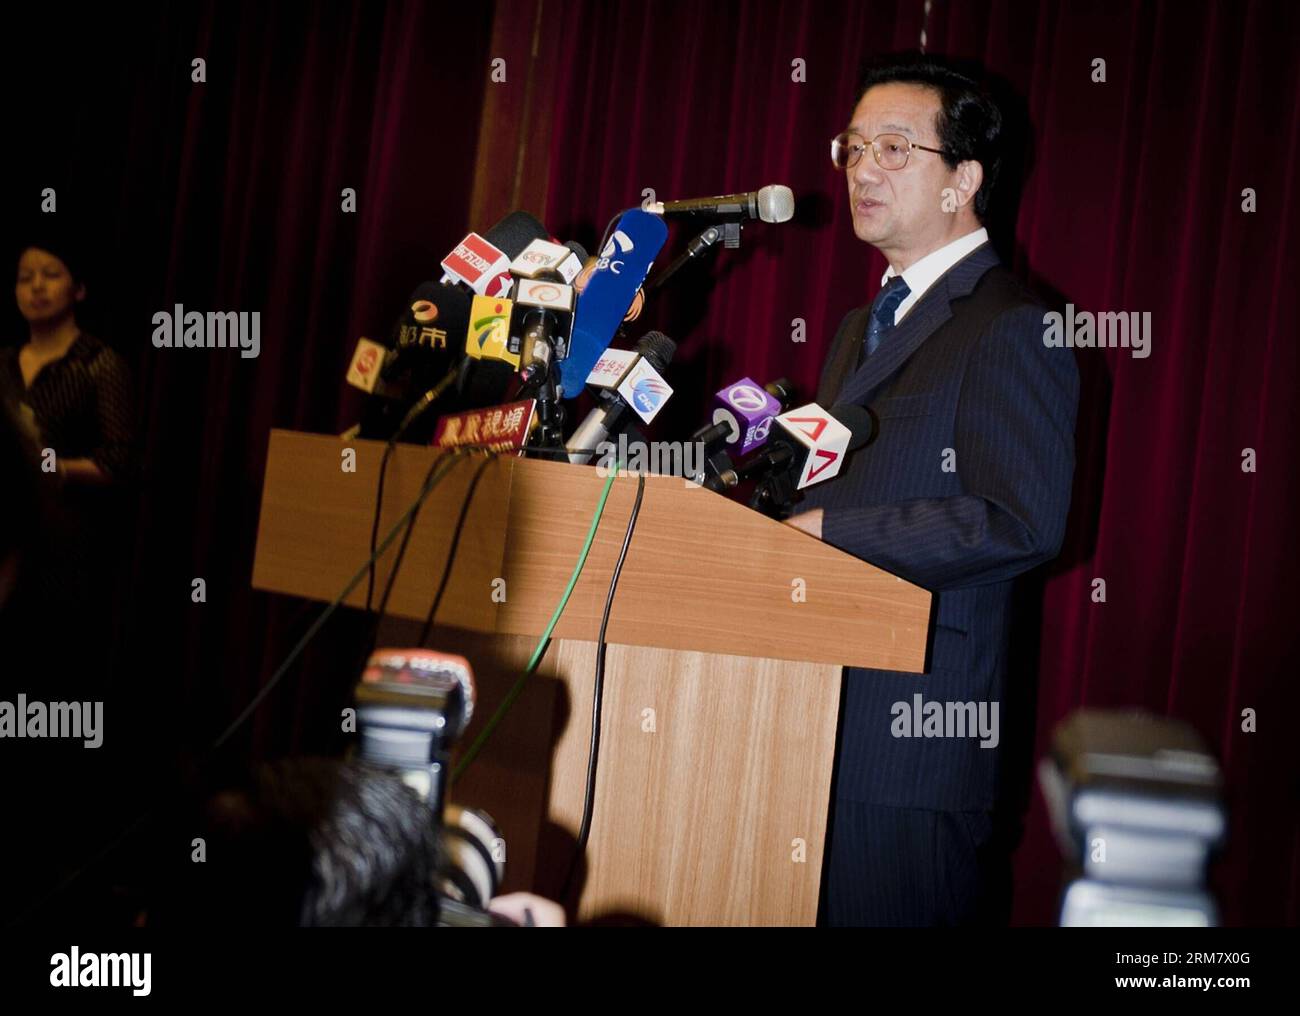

{"left": 4, "top": 0, "right": 1296, "bottom": 926}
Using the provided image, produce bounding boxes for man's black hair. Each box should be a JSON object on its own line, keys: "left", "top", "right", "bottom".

{"left": 167, "top": 757, "right": 445, "bottom": 927}
{"left": 857, "top": 51, "right": 1004, "bottom": 221}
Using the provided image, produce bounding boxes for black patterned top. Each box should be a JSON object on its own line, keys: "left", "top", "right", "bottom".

{"left": 0, "top": 332, "right": 134, "bottom": 480}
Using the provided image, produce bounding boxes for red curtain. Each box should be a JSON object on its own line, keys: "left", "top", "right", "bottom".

{"left": 6, "top": 0, "right": 1296, "bottom": 925}
{"left": 522, "top": 0, "right": 1300, "bottom": 925}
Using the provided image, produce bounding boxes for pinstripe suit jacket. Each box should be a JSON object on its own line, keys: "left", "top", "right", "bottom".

{"left": 801, "top": 243, "right": 1078, "bottom": 810}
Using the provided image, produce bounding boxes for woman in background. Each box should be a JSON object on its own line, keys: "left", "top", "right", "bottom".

{"left": 1, "top": 227, "right": 136, "bottom": 687}
{"left": 3, "top": 233, "right": 133, "bottom": 484}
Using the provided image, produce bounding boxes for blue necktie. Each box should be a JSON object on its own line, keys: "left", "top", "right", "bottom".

{"left": 860, "top": 275, "right": 911, "bottom": 365}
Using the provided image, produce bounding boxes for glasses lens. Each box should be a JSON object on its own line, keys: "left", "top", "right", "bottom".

{"left": 831, "top": 132, "right": 863, "bottom": 170}
{"left": 875, "top": 134, "right": 910, "bottom": 170}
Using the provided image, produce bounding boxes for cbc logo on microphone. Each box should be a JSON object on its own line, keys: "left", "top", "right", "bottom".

{"left": 597, "top": 230, "right": 634, "bottom": 274}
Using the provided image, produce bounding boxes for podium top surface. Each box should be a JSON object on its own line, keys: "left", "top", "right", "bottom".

{"left": 252, "top": 429, "right": 931, "bottom": 671}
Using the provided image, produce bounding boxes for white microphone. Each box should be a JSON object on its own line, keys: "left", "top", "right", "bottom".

{"left": 645, "top": 185, "right": 795, "bottom": 223}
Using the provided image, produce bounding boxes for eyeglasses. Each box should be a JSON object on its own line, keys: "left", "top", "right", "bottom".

{"left": 831, "top": 131, "right": 953, "bottom": 171}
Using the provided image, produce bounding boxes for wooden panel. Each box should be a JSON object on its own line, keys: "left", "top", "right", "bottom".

{"left": 549, "top": 644, "right": 840, "bottom": 926}
{"left": 404, "top": 622, "right": 838, "bottom": 926}
{"left": 496, "top": 456, "right": 930, "bottom": 671}
{"left": 253, "top": 431, "right": 932, "bottom": 672}
{"left": 253, "top": 432, "right": 514, "bottom": 633}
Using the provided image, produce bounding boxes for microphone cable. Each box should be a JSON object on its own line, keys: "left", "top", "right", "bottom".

{"left": 450, "top": 452, "right": 630, "bottom": 783}
{"left": 8, "top": 445, "right": 471, "bottom": 928}
{"left": 365, "top": 365, "right": 459, "bottom": 614}
{"left": 560, "top": 463, "right": 645, "bottom": 904}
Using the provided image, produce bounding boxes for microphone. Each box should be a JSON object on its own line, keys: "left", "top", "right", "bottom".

{"left": 449, "top": 214, "right": 560, "bottom": 408}
{"left": 355, "top": 212, "right": 549, "bottom": 439}
{"left": 345, "top": 336, "right": 391, "bottom": 395}
{"left": 514, "top": 277, "right": 578, "bottom": 376}
{"left": 355, "top": 284, "right": 474, "bottom": 441}
{"left": 690, "top": 377, "right": 797, "bottom": 489}
{"left": 557, "top": 209, "right": 668, "bottom": 397}
{"left": 705, "top": 377, "right": 795, "bottom": 457}
{"left": 440, "top": 211, "right": 552, "bottom": 297}
{"left": 744, "top": 403, "right": 874, "bottom": 514}
{"left": 645, "top": 185, "right": 795, "bottom": 223}
{"left": 510, "top": 238, "right": 585, "bottom": 283}
{"left": 566, "top": 331, "right": 677, "bottom": 464}
{"left": 454, "top": 294, "right": 523, "bottom": 411}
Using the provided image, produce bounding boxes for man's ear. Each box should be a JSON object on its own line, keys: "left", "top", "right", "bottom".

{"left": 953, "top": 160, "right": 984, "bottom": 211}
{"left": 74, "top": 282, "right": 87, "bottom": 304}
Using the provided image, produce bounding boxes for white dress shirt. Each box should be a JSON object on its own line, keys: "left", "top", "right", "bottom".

{"left": 883, "top": 227, "right": 989, "bottom": 325}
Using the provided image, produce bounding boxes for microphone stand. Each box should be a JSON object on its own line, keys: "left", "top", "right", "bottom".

{"left": 646, "top": 221, "right": 741, "bottom": 293}
{"left": 516, "top": 340, "right": 566, "bottom": 455}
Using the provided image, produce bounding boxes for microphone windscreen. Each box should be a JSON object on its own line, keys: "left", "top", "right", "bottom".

{"left": 830, "top": 402, "right": 876, "bottom": 451}
{"left": 405, "top": 282, "right": 472, "bottom": 344}
{"left": 393, "top": 282, "right": 473, "bottom": 384}
{"left": 636, "top": 330, "right": 677, "bottom": 371}
{"left": 483, "top": 211, "right": 550, "bottom": 259}
{"left": 757, "top": 185, "right": 795, "bottom": 223}
{"left": 765, "top": 377, "right": 797, "bottom": 408}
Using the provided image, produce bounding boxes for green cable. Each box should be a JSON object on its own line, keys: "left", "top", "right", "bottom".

{"left": 452, "top": 458, "right": 623, "bottom": 782}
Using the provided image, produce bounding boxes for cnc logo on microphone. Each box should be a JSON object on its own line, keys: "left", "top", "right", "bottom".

{"left": 631, "top": 377, "right": 669, "bottom": 414}
{"left": 597, "top": 230, "right": 634, "bottom": 274}
{"left": 616, "top": 357, "right": 673, "bottom": 424}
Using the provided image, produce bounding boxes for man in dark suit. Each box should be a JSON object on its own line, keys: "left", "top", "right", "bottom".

{"left": 786, "top": 54, "right": 1079, "bottom": 926}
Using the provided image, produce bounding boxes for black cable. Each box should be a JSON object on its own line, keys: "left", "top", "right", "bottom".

{"left": 215, "top": 448, "right": 468, "bottom": 750}
{"left": 369, "top": 448, "right": 464, "bottom": 653}
{"left": 365, "top": 440, "right": 396, "bottom": 613}
{"left": 380, "top": 439, "right": 621, "bottom": 651}
{"left": 418, "top": 452, "right": 498, "bottom": 646}
{"left": 560, "top": 469, "right": 646, "bottom": 904}
{"left": 7, "top": 447, "right": 470, "bottom": 928}
{"left": 366, "top": 364, "right": 460, "bottom": 612}
{"left": 13, "top": 434, "right": 653, "bottom": 927}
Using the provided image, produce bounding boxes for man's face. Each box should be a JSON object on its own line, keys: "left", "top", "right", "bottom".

{"left": 844, "top": 82, "right": 957, "bottom": 257}
{"left": 15, "top": 247, "right": 83, "bottom": 325}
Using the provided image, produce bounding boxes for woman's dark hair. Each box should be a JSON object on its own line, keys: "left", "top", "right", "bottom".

{"left": 15, "top": 216, "right": 89, "bottom": 288}
{"left": 857, "top": 51, "right": 1004, "bottom": 221}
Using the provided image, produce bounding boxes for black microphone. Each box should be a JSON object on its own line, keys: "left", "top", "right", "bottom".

{"left": 446, "top": 212, "right": 555, "bottom": 409}
{"left": 565, "top": 331, "right": 677, "bottom": 463}
{"left": 645, "top": 185, "right": 795, "bottom": 223}
{"left": 743, "top": 402, "right": 875, "bottom": 515}
{"left": 690, "top": 377, "right": 798, "bottom": 489}
{"left": 741, "top": 403, "right": 874, "bottom": 480}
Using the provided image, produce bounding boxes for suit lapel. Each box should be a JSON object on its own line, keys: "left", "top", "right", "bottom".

{"left": 816, "top": 307, "right": 871, "bottom": 406}
{"left": 835, "top": 243, "right": 1000, "bottom": 407}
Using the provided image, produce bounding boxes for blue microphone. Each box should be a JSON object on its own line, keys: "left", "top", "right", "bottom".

{"left": 557, "top": 209, "right": 668, "bottom": 396}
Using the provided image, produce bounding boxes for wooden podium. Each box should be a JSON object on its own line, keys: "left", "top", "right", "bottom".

{"left": 252, "top": 429, "right": 931, "bottom": 925}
